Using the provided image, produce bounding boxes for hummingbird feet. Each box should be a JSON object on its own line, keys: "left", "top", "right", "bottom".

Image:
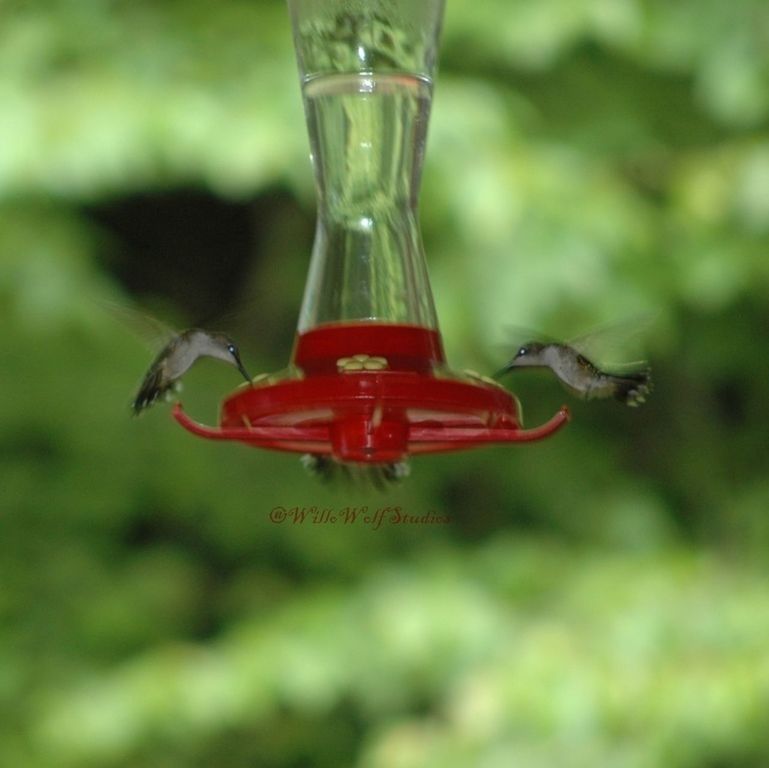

{"left": 613, "top": 369, "right": 653, "bottom": 407}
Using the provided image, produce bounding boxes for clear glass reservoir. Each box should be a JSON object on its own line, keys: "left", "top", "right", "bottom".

{"left": 288, "top": 0, "right": 445, "bottom": 331}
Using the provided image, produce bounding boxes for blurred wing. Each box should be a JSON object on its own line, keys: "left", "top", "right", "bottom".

{"left": 98, "top": 299, "right": 177, "bottom": 351}
{"left": 566, "top": 313, "right": 657, "bottom": 369}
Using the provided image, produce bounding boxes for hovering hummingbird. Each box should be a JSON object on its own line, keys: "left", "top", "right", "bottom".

{"left": 301, "top": 454, "right": 411, "bottom": 489}
{"left": 496, "top": 341, "right": 651, "bottom": 405}
{"left": 133, "top": 329, "right": 252, "bottom": 415}
{"left": 495, "top": 317, "right": 654, "bottom": 406}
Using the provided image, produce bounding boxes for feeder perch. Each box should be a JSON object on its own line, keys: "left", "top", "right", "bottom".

{"left": 174, "top": 0, "right": 569, "bottom": 465}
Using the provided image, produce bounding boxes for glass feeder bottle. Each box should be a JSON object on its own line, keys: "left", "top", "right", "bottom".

{"left": 289, "top": 0, "right": 443, "bottom": 334}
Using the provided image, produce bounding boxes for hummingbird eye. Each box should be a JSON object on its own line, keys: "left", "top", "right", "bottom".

{"left": 516, "top": 346, "right": 527, "bottom": 357}
{"left": 227, "top": 343, "right": 238, "bottom": 356}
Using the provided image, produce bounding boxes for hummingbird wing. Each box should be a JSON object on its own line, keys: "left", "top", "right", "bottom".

{"left": 96, "top": 300, "right": 189, "bottom": 414}
{"left": 565, "top": 313, "right": 656, "bottom": 371}
{"left": 98, "top": 298, "right": 180, "bottom": 351}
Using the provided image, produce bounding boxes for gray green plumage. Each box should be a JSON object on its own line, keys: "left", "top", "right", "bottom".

{"left": 133, "top": 329, "right": 251, "bottom": 414}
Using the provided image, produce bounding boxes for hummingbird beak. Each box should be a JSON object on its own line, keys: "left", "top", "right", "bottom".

{"left": 233, "top": 353, "right": 252, "bottom": 383}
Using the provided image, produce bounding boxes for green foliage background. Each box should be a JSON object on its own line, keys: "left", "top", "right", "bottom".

{"left": 2, "top": 1, "right": 769, "bottom": 766}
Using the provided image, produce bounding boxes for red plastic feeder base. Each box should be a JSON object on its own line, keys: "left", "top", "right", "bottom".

{"left": 173, "top": 322, "right": 569, "bottom": 463}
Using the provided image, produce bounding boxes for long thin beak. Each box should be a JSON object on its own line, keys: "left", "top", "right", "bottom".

{"left": 233, "top": 354, "right": 252, "bottom": 383}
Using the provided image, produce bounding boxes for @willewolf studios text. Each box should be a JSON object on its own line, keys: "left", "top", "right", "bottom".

{"left": 269, "top": 505, "right": 450, "bottom": 530}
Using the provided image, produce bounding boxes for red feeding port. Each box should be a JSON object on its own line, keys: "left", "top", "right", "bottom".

{"left": 173, "top": 322, "right": 569, "bottom": 463}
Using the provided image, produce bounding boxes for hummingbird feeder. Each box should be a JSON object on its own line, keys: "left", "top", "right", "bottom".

{"left": 174, "top": 0, "right": 569, "bottom": 465}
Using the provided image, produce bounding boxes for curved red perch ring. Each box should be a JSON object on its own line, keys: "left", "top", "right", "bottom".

{"left": 173, "top": 323, "right": 570, "bottom": 463}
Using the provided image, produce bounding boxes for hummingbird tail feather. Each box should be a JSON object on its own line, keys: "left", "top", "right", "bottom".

{"left": 132, "top": 368, "right": 170, "bottom": 415}
{"left": 613, "top": 369, "right": 653, "bottom": 407}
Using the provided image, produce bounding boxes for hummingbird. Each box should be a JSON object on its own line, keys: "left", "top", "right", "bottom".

{"left": 301, "top": 454, "right": 411, "bottom": 489}
{"left": 496, "top": 340, "right": 652, "bottom": 406}
{"left": 133, "top": 329, "right": 252, "bottom": 414}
